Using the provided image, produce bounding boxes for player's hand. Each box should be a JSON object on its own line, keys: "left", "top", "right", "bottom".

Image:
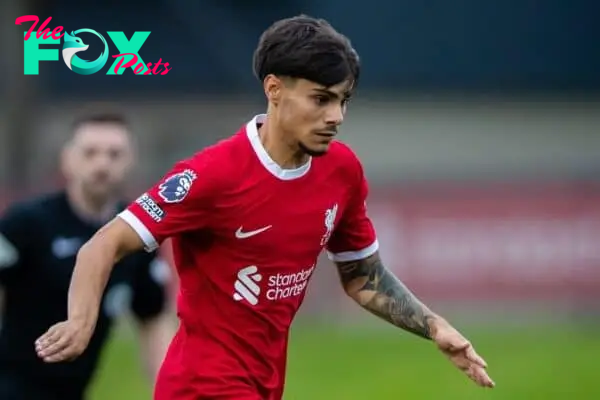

{"left": 35, "top": 319, "right": 94, "bottom": 363}
{"left": 431, "top": 320, "right": 495, "bottom": 388}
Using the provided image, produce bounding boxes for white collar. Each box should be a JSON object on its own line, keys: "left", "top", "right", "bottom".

{"left": 245, "top": 114, "right": 312, "bottom": 181}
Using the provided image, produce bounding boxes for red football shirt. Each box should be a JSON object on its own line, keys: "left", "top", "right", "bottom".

{"left": 118, "top": 114, "right": 378, "bottom": 400}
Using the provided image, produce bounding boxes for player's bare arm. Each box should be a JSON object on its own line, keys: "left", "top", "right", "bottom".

{"left": 335, "top": 251, "right": 495, "bottom": 388}
{"left": 35, "top": 217, "right": 144, "bottom": 362}
{"left": 336, "top": 251, "right": 435, "bottom": 338}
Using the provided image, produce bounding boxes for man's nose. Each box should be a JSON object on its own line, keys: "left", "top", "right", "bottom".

{"left": 325, "top": 105, "right": 344, "bottom": 126}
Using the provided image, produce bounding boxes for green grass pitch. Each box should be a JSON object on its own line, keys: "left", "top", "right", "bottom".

{"left": 89, "top": 323, "right": 598, "bottom": 400}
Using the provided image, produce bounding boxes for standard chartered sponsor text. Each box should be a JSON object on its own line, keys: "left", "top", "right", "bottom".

{"left": 266, "top": 266, "right": 314, "bottom": 301}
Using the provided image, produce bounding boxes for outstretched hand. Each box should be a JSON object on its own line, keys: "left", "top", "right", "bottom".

{"left": 432, "top": 322, "right": 495, "bottom": 388}
{"left": 35, "top": 319, "right": 93, "bottom": 363}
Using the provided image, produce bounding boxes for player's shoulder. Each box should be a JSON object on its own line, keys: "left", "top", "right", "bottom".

{"left": 323, "top": 140, "right": 364, "bottom": 177}
{"left": 189, "top": 125, "right": 247, "bottom": 161}
{"left": 182, "top": 126, "right": 251, "bottom": 176}
{"left": 1, "top": 191, "right": 65, "bottom": 222}
{"left": 328, "top": 140, "right": 361, "bottom": 162}
{"left": 161, "top": 124, "right": 250, "bottom": 195}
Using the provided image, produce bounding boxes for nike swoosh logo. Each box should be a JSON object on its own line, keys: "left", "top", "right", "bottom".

{"left": 235, "top": 225, "right": 272, "bottom": 239}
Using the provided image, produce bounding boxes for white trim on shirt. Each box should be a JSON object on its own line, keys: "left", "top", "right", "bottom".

{"left": 118, "top": 210, "right": 159, "bottom": 252}
{"left": 327, "top": 239, "right": 379, "bottom": 262}
{"left": 246, "top": 114, "right": 312, "bottom": 180}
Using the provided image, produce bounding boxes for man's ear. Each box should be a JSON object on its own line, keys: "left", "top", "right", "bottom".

{"left": 264, "top": 74, "right": 283, "bottom": 105}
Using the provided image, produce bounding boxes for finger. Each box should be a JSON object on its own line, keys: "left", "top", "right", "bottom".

{"left": 477, "top": 370, "right": 495, "bottom": 388}
{"left": 40, "top": 334, "right": 81, "bottom": 363}
{"left": 469, "top": 365, "right": 495, "bottom": 388}
{"left": 35, "top": 325, "right": 60, "bottom": 345}
{"left": 36, "top": 332, "right": 71, "bottom": 359}
{"left": 446, "top": 339, "right": 470, "bottom": 353}
{"left": 465, "top": 346, "right": 488, "bottom": 368}
{"left": 35, "top": 326, "right": 64, "bottom": 352}
{"left": 43, "top": 344, "right": 78, "bottom": 363}
{"left": 448, "top": 354, "right": 470, "bottom": 370}
{"left": 37, "top": 337, "right": 71, "bottom": 360}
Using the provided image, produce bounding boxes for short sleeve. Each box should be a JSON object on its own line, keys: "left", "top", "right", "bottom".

{"left": 118, "top": 155, "right": 218, "bottom": 252}
{"left": 0, "top": 204, "right": 32, "bottom": 281}
{"left": 130, "top": 252, "right": 172, "bottom": 321}
{"left": 326, "top": 159, "right": 379, "bottom": 262}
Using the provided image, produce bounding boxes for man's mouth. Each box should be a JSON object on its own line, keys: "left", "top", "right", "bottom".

{"left": 315, "top": 131, "right": 336, "bottom": 138}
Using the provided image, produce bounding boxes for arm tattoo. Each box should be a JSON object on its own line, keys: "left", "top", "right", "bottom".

{"left": 336, "top": 252, "right": 435, "bottom": 340}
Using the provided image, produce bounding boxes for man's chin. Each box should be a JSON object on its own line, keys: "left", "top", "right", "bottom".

{"left": 299, "top": 142, "right": 330, "bottom": 157}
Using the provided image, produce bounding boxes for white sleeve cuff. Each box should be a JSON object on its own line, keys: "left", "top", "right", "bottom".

{"left": 327, "top": 239, "right": 379, "bottom": 262}
{"left": 118, "top": 210, "right": 159, "bottom": 252}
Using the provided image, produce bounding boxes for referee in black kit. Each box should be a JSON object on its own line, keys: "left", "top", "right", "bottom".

{"left": 0, "top": 113, "right": 176, "bottom": 400}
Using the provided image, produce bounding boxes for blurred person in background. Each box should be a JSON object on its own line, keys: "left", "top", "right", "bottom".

{"left": 37, "top": 15, "right": 494, "bottom": 400}
{"left": 0, "top": 113, "right": 175, "bottom": 400}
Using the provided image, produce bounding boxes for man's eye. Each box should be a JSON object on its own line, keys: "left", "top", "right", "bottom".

{"left": 314, "top": 96, "right": 329, "bottom": 105}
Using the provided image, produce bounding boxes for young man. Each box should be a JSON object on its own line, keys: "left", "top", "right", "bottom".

{"left": 0, "top": 113, "right": 175, "bottom": 400}
{"left": 36, "top": 16, "right": 495, "bottom": 399}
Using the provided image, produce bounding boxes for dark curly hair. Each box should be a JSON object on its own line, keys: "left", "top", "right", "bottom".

{"left": 253, "top": 15, "right": 360, "bottom": 88}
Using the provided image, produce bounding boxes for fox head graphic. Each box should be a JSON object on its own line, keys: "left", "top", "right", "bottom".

{"left": 62, "top": 31, "right": 89, "bottom": 71}
{"left": 61, "top": 29, "right": 109, "bottom": 75}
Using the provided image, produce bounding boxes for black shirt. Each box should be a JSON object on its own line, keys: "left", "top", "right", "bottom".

{"left": 0, "top": 191, "right": 170, "bottom": 398}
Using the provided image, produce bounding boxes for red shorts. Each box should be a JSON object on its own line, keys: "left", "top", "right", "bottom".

{"left": 155, "top": 382, "right": 280, "bottom": 400}
{"left": 153, "top": 331, "right": 283, "bottom": 400}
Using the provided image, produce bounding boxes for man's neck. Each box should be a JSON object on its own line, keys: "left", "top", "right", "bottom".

{"left": 258, "top": 114, "right": 309, "bottom": 169}
{"left": 66, "top": 185, "right": 116, "bottom": 224}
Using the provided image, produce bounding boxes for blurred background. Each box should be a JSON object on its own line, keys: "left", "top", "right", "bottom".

{"left": 2, "top": 0, "right": 600, "bottom": 399}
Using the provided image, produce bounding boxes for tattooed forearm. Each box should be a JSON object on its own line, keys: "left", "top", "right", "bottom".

{"left": 336, "top": 252, "right": 436, "bottom": 340}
